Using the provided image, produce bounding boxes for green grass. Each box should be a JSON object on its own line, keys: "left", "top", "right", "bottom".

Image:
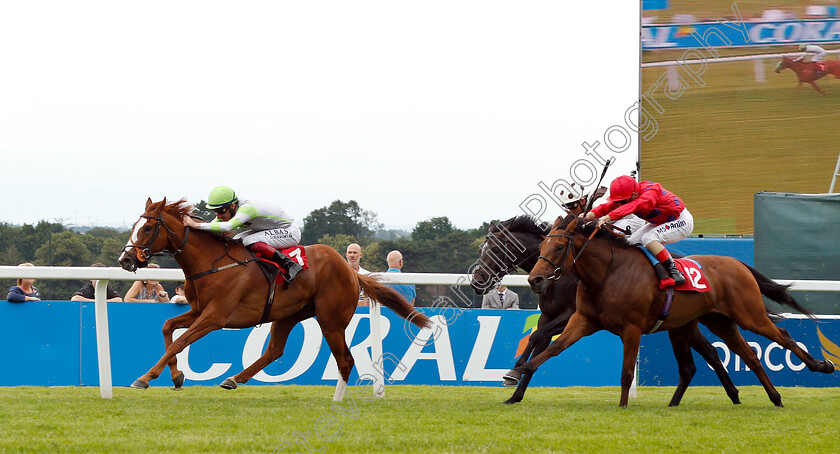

{"left": 641, "top": 56, "right": 840, "bottom": 234}
{"left": 1, "top": 385, "right": 838, "bottom": 453}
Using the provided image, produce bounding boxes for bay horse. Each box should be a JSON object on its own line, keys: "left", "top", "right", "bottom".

{"left": 471, "top": 216, "right": 739, "bottom": 406}
{"left": 118, "top": 198, "right": 432, "bottom": 399}
{"left": 504, "top": 215, "right": 835, "bottom": 407}
{"left": 775, "top": 56, "right": 840, "bottom": 95}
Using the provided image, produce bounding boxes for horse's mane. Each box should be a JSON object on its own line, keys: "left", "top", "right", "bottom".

{"left": 157, "top": 198, "right": 236, "bottom": 245}
{"left": 161, "top": 199, "right": 193, "bottom": 219}
{"left": 553, "top": 214, "right": 634, "bottom": 249}
{"left": 491, "top": 215, "right": 550, "bottom": 237}
{"left": 576, "top": 219, "right": 634, "bottom": 248}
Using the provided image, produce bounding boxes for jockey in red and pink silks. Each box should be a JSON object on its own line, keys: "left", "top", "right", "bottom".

{"left": 583, "top": 175, "right": 694, "bottom": 288}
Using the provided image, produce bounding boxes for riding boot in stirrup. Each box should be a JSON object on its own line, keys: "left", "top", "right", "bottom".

{"left": 662, "top": 258, "right": 685, "bottom": 286}
{"left": 273, "top": 251, "right": 303, "bottom": 282}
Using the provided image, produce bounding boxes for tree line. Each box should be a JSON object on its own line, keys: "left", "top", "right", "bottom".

{"left": 1, "top": 200, "right": 537, "bottom": 308}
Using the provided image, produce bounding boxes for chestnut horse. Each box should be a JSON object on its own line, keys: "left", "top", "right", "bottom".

{"left": 472, "top": 216, "right": 739, "bottom": 406}
{"left": 775, "top": 56, "right": 840, "bottom": 95}
{"left": 118, "top": 198, "right": 431, "bottom": 400}
{"left": 504, "top": 215, "right": 835, "bottom": 407}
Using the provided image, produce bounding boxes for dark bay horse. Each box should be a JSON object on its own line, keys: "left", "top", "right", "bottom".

{"left": 505, "top": 215, "right": 835, "bottom": 407}
{"left": 118, "top": 198, "right": 432, "bottom": 399}
{"left": 472, "top": 216, "right": 739, "bottom": 406}
{"left": 775, "top": 56, "right": 840, "bottom": 95}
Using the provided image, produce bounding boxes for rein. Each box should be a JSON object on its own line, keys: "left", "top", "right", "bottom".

{"left": 540, "top": 227, "right": 599, "bottom": 281}
{"left": 185, "top": 241, "right": 258, "bottom": 281}
{"left": 124, "top": 213, "right": 190, "bottom": 260}
{"left": 126, "top": 211, "right": 256, "bottom": 280}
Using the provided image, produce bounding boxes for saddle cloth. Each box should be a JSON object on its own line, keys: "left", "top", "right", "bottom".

{"left": 673, "top": 258, "right": 711, "bottom": 293}
{"left": 256, "top": 246, "right": 309, "bottom": 284}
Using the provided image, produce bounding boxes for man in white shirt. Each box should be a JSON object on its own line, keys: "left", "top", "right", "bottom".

{"left": 346, "top": 243, "right": 370, "bottom": 306}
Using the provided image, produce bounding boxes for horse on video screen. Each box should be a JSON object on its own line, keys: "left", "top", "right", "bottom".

{"left": 118, "top": 198, "right": 432, "bottom": 400}
{"left": 503, "top": 215, "right": 834, "bottom": 407}
{"left": 472, "top": 215, "right": 740, "bottom": 406}
{"left": 775, "top": 56, "right": 840, "bottom": 95}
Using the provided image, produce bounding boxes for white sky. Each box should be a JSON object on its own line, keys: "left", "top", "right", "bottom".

{"left": 1, "top": 1, "right": 639, "bottom": 231}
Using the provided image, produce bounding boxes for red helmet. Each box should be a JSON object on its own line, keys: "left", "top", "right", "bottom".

{"left": 607, "top": 176, "right": 638, "bottom": 202}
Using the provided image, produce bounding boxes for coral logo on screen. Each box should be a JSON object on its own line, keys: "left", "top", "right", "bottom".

{"left": 515, "top": 314, "right": 541, "bottom": 358}
{"left": 817, "top": 327, "right": 840, "bottom": 365}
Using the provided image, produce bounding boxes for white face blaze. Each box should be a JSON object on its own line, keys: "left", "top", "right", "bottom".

{"left": 118, "top": 217, "right": 148, "bottom": 263}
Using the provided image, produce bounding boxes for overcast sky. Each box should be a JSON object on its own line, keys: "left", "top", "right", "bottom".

{"left": 1, "top": 1, "right": 639, "bottom": 231}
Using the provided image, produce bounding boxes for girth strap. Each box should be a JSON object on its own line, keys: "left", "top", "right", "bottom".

{"left": 648, "top": 287, "right": 674, "bottom": 334}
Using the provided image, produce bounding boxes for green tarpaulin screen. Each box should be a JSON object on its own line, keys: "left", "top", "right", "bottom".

{"left": 754, "top": 192, "right": 840, "bottom": 315}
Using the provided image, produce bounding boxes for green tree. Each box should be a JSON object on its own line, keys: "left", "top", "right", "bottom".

{"left": 301, "top": 200, "right": 382, "bottom": 245}
{"left": 412, "top": 217, "right": 454, "bottom": 242}
{"left": 316, "top": 233, "right": 358, "bottom": 255}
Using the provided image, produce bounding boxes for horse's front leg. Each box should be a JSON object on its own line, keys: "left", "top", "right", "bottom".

{"left": 503, "top": 313, "right": 596, "bottom": 387}
{"left": 618, "top": 326, "right": 643, "bottom": 407}
{"left": 161, "top": 310, "right": 200, "bottom": 389}
{"left": 131, "top": 311, "right": 226, "bottom": 389}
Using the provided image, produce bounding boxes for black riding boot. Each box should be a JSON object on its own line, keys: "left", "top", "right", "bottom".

{"left": 663, "top": 258, "right": 685, "bottom": 286}
{"left": 273, "top": 251, "right": 303, "bottom": 282}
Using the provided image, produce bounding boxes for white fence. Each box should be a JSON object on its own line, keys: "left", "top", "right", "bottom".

{"left": 2, "top": 265, "right": 839, "bottom": 399}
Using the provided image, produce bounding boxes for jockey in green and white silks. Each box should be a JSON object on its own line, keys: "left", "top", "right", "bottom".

{"left": 184, "top": 185, "right": 303, "bottom": 281}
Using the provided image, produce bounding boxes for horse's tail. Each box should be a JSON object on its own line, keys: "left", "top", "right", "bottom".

{"left": 357, "top": 274, "right": 433, "bottom": 329}
{"left": 739, "top": 261, "right": 816, "bottom": 320}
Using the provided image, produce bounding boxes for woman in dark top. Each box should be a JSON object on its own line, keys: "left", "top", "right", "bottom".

{"left": 7, "top": 263, "right": 41, "bottom": 303}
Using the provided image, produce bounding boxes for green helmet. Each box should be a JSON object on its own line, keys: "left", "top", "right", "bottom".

{"left": 206, "top": 185, "right": 238, "bottom": 209}
{"left": 799, "top": 44, "right": 807, "bottom": 51}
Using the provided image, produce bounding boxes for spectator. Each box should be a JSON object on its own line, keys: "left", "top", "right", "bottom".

{"left": 7, "top": 263, "right": 41, "bottom": 303}
{"left": 170, "top": 282, "right": 189, "bottom": 305}
{"left": 385, "top": 250, "right": 416, "bottom": 306}
{"left": 124, "top": 263, "right": 170, "bottom": 302}
{"left": 71, "top": 263, "right": 123, "bottom": 302}
{"left": 345, "top": 243, "right": 368, "bottom": 274}
{"left": 345, "top": 243, "right": 370, "bottom": 306}
{"left": 481, "top": 284, "right": 519, "bottom": 309}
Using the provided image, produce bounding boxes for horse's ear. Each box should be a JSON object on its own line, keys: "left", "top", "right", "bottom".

{"left": 145, "top": 198, "right": 153, "bottom": 210}
{"left": 161, "top": 197, "right": 167, "bottom": 208}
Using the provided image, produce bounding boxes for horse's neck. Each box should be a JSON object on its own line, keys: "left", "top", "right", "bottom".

{"left": 570, "top": 236, "right": 622, "bottom": 289}
{"left": 515, "top": 233, "right": 544, "bottom": 272}
{"left": 173, "top": 228, "right": 245, "bottom": 277}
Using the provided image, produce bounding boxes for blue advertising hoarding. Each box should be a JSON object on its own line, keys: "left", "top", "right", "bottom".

{"left": 2, "top": 302, "right": 624, "bottom": 388}
{"left": 3, "top": 290, "right": 838, "bottom": 388}
{"left": 643, "top": 20, "right": 840, "bottom": 49}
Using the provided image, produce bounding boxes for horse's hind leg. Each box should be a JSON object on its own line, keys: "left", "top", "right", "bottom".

{"left": 737, "top": 316, "right": 835, "bottom": 374}
{"left": 665, "top": 323, "right": 698, "bottom": 407}
{"left": 161, "top": 310, "right": 200, "bottom": 389}
{"left": 684, "top": 322, "right": 740, "bottom": 405}
{"left": 701, "top": 314, "right": 783, "bottom": 407}
{"left": 222, "top": 309, "right": 313, "bottom": 390}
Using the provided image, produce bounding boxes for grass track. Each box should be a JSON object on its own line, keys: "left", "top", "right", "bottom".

{"left": 641, "top": 57, "right": 840, "bottom": 234}
{"left": 1, "top": 385, "right": 838, "bottom": 453}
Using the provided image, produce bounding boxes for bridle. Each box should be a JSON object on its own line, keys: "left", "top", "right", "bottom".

{"left": 538, "top": 221, "right": 628, "bottom": 282}
{"left": 124, "top": 212, "right": 190, "bottom": 261}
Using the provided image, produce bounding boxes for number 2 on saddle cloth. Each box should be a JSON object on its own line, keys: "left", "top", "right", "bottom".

{"left": 648, "top": 258, "right": 711, "bottom": 334}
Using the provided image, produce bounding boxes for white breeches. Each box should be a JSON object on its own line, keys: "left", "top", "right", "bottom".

{"left": 627, "top": 208, "right": 694, "bottom": 247}
{"left": 235, "top": 225, "right": 301, "bottom": 248}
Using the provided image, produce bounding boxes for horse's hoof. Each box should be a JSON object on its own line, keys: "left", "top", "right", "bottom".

{"left": 502, "top": 397, "right": 521, "bottom": 405}
{"left": 130, "top": 379, "right": 149, "bottom": 389}
{"left": 502, "top": 370, "right": 521, "bottom": 387}
{"left": 220, "top": 377, "right": 238, "bottom": 390}
{"left": 824, "top": 360, "right": 835, "bottom": 373}
{"left": 173, "top": 372, "right": 185, "bottom": 389}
